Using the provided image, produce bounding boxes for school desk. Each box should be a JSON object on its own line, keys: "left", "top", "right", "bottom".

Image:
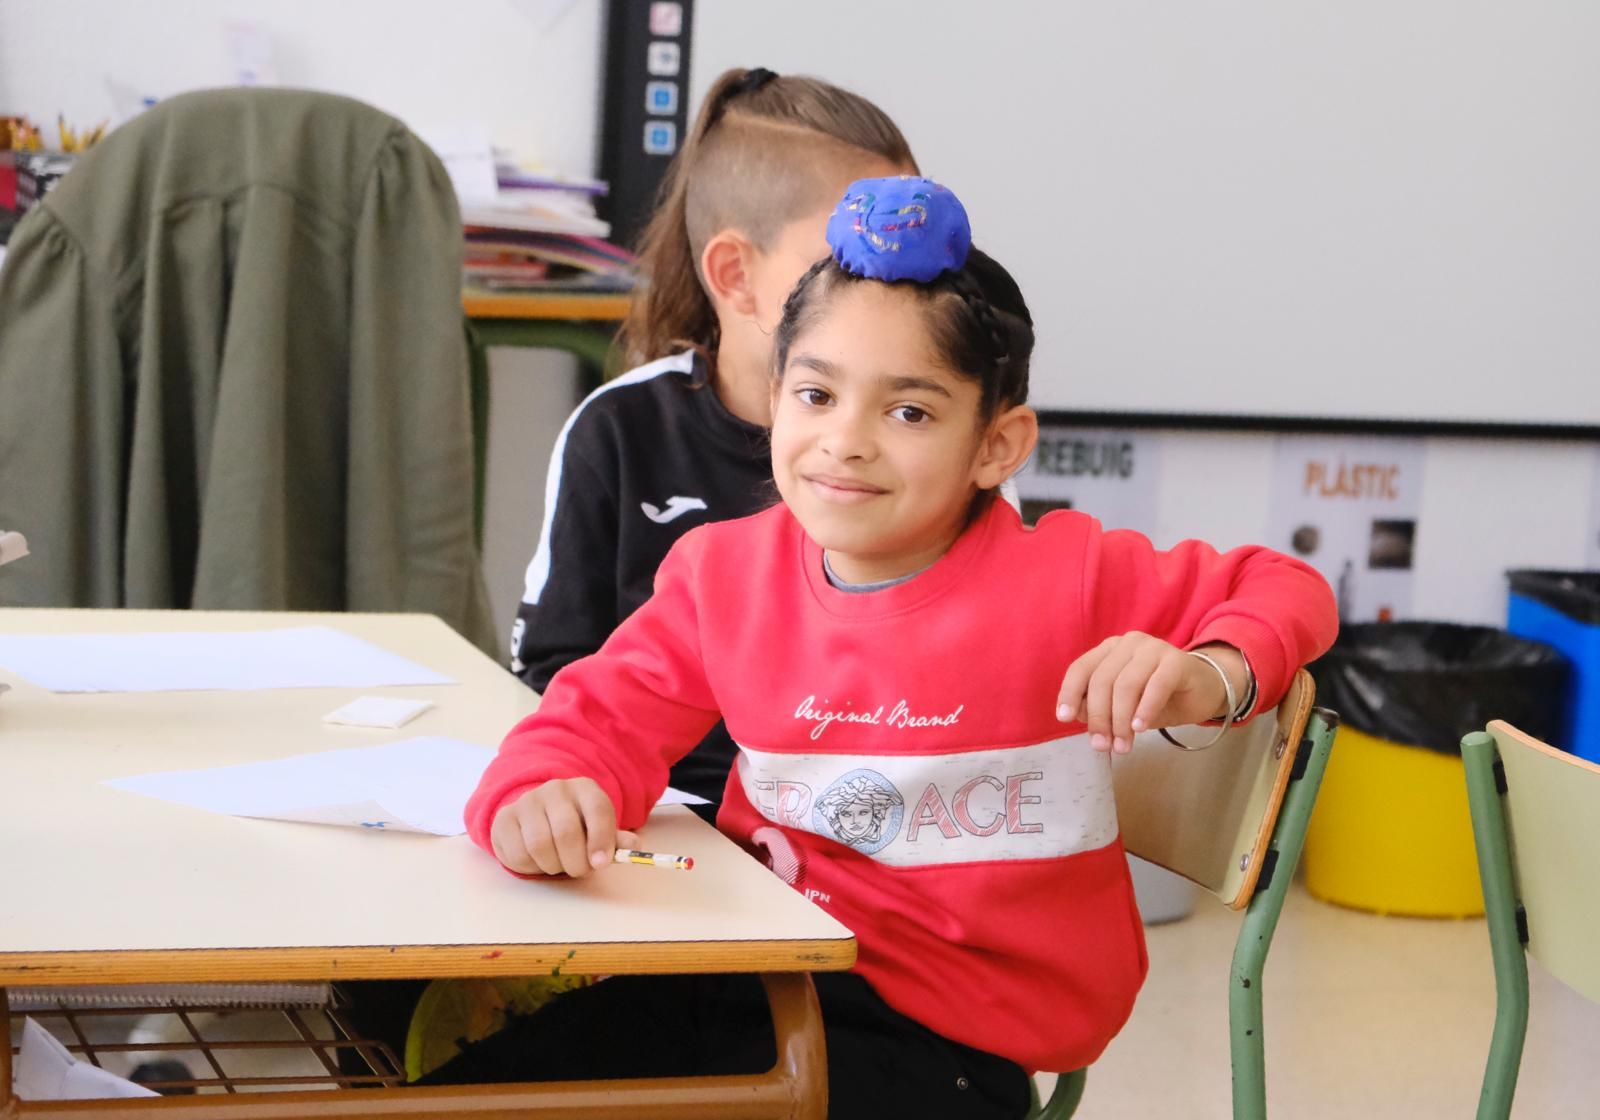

{"left": 0, "top": 608, "right": 853, "bottom": 1119}
{"left": 463, "top": 288, "right": 629, "bottom": 390}
{"left": 462, "top": 289, "right": 630, "bottom": 324}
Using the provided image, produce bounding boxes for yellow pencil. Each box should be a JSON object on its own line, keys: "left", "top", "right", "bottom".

{"left": 613, "top": 847, "right": 693, "bottom": 871}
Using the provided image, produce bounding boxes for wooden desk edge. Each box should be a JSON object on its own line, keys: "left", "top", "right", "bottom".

{"left": 0, "top": 938, "right": 856, "bottom": 985}
{"left": 462, "top": 291, "right": 631, "bottom": 321}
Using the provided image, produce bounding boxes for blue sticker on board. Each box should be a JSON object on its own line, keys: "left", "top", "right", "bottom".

{"left": 643, "top": 120, "right": 677, "bottom": 156}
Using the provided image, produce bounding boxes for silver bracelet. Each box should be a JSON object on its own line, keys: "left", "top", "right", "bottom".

{"left": 1159, "top": 650, "right": 1237, "bottom": 751}
{"left": 1233, "top": 656, "right": 1259, "bottom": 721}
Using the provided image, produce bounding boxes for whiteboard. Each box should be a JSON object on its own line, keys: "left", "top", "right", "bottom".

{"left": 692, "top": 1, "right": 1600, "bottom": 425}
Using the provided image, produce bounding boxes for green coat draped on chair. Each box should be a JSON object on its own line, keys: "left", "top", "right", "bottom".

{"left": 0, "top": 88, "right": 496, "bottom": 655}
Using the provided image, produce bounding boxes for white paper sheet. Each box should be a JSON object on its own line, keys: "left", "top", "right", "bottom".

{"left": 14, "top": 1017, "right": 159, "bottom": 1101}
{"left": 322, "top": 696, "right": 435, "bottom": 729}
{"left": 0, "top": 626, "right": 454, "bottom": 693}
{"left": 105, "top": 731, "right": 713, "bottom": 836}
{"left": 105, "top": 737, "right": 495, "bottom": 835}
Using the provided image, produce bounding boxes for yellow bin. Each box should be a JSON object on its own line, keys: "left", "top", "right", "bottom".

{"left": 1303, "top": 725, "right": 1484, "bottom": 917}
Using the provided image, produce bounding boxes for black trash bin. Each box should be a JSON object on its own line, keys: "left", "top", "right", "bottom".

{"left": 1303, "top": 622, "right": 1569, "bottom": 916}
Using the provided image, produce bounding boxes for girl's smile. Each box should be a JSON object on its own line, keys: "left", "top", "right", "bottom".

{"left": 802, "top": 472, "right": 891, "bottom": 503}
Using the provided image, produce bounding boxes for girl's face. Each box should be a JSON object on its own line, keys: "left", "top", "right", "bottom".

{"left": 771, "top": 282, "right": 1014, "bottom": 584}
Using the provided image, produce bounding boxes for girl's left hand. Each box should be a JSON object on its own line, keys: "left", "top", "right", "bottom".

{"left": 1055, "top": 634, "right": 1243, "bottom": 754}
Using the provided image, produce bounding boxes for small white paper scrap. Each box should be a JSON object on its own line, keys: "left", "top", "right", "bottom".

{"left": 15, "top": 1017, "right": 159, "bottom": 1101}
{"left": 104, "top": 737, "right": 495, "bottom": 836}
{"left": 323, "top": 696, "right": 435, "bottom": 729}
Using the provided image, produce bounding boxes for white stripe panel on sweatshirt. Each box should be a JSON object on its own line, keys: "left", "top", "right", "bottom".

{"left": 735, "top": 734, "right": 1117, "bottom": 867}
{"left": 521, "top": 351, "right": 697, "bottom": 607}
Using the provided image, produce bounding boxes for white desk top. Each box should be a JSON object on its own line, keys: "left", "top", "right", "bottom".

{"left": 0, "top": 609, "right": 853, "bottom": 986}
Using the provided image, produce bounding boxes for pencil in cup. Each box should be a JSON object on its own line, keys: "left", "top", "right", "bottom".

{"left": 614, "top": 848, "right": 694, "bottom": 871}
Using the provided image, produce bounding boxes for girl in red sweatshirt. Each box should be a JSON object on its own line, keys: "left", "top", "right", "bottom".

{"left": 438, "top": 177, "right": 1338, "bottom": 1118}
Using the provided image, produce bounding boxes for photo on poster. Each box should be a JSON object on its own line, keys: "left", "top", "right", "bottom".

{"left": 1367, "top": 519, "right": 1416, "bottom": 571}
{"left": 1012, "top": 429, "right": 1161, "bottom": 532}
{"left": 1268, "top": 435, "right": 1426, "bottom": 623}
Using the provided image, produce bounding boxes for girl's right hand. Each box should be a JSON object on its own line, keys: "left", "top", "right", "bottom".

{"left": 489, "top": 778, "right": 638, "bottom": 878}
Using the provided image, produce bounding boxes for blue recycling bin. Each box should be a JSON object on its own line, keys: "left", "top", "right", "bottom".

{"left": 1507, "top": 570, "right": 1600, "bottom": 760}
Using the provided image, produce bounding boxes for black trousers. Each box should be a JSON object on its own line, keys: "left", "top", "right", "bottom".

{"left": 420, "top": 972, "right": 1030, "bottom": 1120}
{"left": 336, "top": 978, "right": 428, "bottom": 1077}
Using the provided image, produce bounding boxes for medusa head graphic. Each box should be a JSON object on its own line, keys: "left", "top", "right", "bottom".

{"left": 813, "top": 770, "right": 905, "bottom": 855}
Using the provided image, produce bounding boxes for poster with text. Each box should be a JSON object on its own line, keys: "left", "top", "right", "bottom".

{"left": 1012, "top": 428, "right": 1162, "bottom": 533}
{"left": 1267, "top": 435, "right": 1426, "bottom": 623}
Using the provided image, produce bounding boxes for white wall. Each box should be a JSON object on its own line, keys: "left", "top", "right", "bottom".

{"left": 0, "top": 0, "right": 603, "bottom": 175}
{"left": 692, "top": 0, "right": 1600, "bottom": 426}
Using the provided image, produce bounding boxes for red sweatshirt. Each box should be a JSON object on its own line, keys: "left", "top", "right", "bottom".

{"left": 467, "top": 500, "right": 1337, "bottom": 1072}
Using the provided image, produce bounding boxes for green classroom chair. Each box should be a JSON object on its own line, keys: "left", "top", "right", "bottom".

{"left": 1030, "top": 670, "right": 1339, "bottom": 1120}
{"left": 1462, "top": 721, "right": 1600, "bottom": 1120}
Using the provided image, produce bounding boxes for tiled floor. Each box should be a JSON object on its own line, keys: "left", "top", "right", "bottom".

{"left": 1045, "top": 882, "right": 1600, "bottom": 1119}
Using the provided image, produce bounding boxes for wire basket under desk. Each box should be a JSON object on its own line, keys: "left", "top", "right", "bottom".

{"left": 3, "top": 984, "right": 403, "bottom": 1097}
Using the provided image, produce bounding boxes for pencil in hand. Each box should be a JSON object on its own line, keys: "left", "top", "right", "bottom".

{"left": 614, "top": 848, "right": 693, "bottom": 871}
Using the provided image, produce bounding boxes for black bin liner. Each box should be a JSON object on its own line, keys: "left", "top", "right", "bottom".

{"left": 1507, "top": 570, "right": 1600, "bottom": 625}
{"left": 1311, "top": 622, "right": 1570, "bottom": 755}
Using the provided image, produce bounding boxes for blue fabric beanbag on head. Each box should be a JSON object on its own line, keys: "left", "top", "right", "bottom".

{"left": 826, "top": 175, "right": 972, "bottom": 283}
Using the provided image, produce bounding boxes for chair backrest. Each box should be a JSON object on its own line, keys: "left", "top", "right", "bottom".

{"left": 1486, "top": 720, "right": 1600, "bottom": 1003}
{"left": 1113, "top": 669, "right": 1316, "bottom": 909}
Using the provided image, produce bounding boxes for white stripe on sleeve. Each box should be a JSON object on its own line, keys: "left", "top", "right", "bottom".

{"left": 521, "top": 352, "right": 697, "bottom": 606}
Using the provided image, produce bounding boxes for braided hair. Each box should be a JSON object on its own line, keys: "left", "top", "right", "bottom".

{"left": 774, "top": 247, "right": 1034, "bottom": 424}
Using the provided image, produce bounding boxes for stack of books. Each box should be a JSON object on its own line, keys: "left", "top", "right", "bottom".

{"left": 462, "top": 166, "right": 635, "bottom": 293}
